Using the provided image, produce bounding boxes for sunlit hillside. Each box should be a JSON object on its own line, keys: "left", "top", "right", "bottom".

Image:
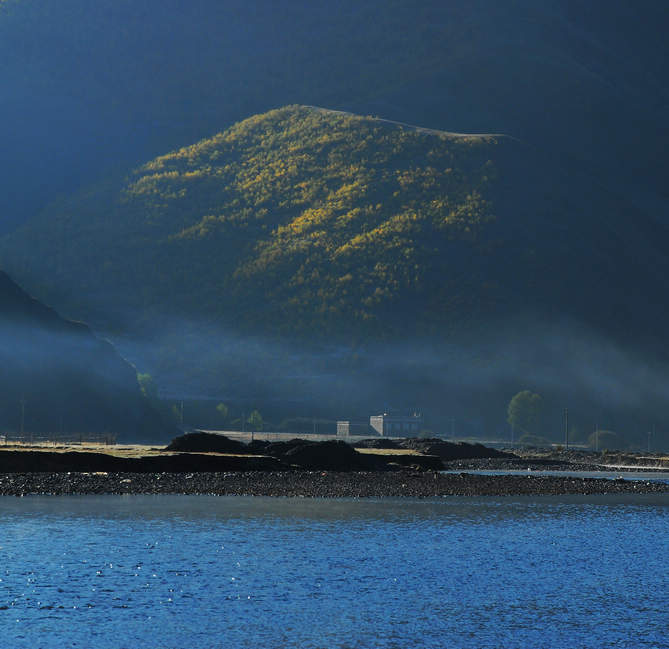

{"left": 1, "top": 106, "right": 509, "bottom": 338}
{"left": 5, "top": 104, "right": 668, "bottom": 345}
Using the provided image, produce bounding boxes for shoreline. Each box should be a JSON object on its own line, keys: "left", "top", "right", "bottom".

{"left": 0, "top": 470, "right": 667, "bottom": 498}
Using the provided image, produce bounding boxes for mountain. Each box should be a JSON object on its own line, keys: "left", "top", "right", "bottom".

{"left": 0, "top": 107, "right": 504, "bottom": 336}
{"left": 3, "top": 105, "right": 669, "bottom": 442}
{"left": 0, "top": 270, "right": 172, "bottom": 441}
{"left": 0, "top": 0, "right": 667, "bottom": 233}
{"left": 2, "top": 0, "right": 669, "bottom": 441}
{"left": 3, "top": 105, "right": 668, "bottom": 342}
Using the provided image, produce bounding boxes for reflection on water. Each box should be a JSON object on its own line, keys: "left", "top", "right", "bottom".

{"left": 0, "top": 495, "right": 668, "bottom": 648}
{"left": 3, "top": 492, "right": 669, "bottom": 520}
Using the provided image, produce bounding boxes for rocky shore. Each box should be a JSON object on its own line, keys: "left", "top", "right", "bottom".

{"left": 441, "top": 456, "right": 603, "bottom": 472}
{"left": 0, "top": 470, "right": 667, "bottom": 498}
{"left": 442, "top": 449, "right": 669, "bottom": 473}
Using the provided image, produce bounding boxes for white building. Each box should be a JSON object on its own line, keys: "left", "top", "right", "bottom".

{"left": 336, "top": 421, "right": 370, "bottom": 437}
{"left": 369, "top": 411, "right": 423, "bottom": 437}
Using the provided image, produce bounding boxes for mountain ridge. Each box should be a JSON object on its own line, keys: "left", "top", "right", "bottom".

{"left": 1, "top": 0, "right": 667, "bottom": 234}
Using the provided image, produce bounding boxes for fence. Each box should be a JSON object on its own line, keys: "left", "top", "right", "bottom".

{"left": 0, "top": 432, "right": 117, "bottom": 446}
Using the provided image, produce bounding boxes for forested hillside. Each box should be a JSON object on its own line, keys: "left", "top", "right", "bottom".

{"left": 2, "top": 107, "right": 504, "bottom": 337}
{"left": 4, "top": 105, "right": 668, "bottom": 342}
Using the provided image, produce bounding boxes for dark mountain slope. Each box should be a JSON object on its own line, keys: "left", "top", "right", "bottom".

{"left": 0, "top": 0, "right": 667, "bottom": 233}
{"left": 0, "top": 271, "right": 172, "bottom": 440}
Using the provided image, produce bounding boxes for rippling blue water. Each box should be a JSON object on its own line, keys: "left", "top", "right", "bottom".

{"left": 1, "top": 495, "right": 668, "bottom": 649}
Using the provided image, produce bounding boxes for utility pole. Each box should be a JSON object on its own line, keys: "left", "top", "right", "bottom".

{"left": 564, "top": 408, "right": 569, "bottom": 450}
{"left": 20, "top": 395, "right": 26, "bottom": 441}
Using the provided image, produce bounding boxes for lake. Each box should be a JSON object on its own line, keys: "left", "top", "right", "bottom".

{"left": 1, "top": 495, "right": 667, "bottom": 648}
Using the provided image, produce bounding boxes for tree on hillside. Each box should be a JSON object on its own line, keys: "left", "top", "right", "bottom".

{"left": 137, "top": 373, "right": 158, "bottom": 402}
{"left": 587, "top": 429, "right": 627, "bottom": 452}
{"left": 507, "top": 390, "right": 543, "bottom": 436}
{"left": 247, "top": 409, "right": 263, "bottom": 431}
{"left": 216, "top": 402, "right": 229, "bottom": 423}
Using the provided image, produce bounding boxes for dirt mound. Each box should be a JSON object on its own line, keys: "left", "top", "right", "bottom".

{"left": 164, "top": 432, "right": 248, "bottom": 454}
{"left": 254, "top": 439, "right": 376, "bottom": 470}
{"left": 282, "top": 440, "right": 372, "bottom": 470}
{"left": 353, "top": 438, "right": 401, "bottom": 449}
{"left": 398, "top": 439, "right": 513, "bottom": 461}
{"left": 262, "top": 439, "right": 313, "bottom": 457}
{"left": 246, "top": 439, "right": 271, "bottom": 454}
{"left": 164, "top": 434, "right": 444, "bottom": 471}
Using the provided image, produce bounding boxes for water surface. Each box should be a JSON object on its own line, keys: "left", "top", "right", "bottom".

{"left": 1, "top": 495, "right": 667, "bottom": 648}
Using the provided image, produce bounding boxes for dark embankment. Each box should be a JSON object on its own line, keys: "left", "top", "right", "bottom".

{"left": 166, "top": 433, "right": 442, "bottom": 471}
{"left": 401, "top": 438, "right": 512, "bottom": 460}
{"left": 165, "top": 431, "right": 248, "bottom": 454}
{"left": 354, "top": 439, "right": 403, "bottom": 449}
{"left": 248, "top": 438, "right": 379, "bottom": 470}
{"left": 354, "top": 438, "right": 514, "bottom": 468}
{"left": 0, "top": 450, "right": 283, "bottom": 473}
{"left": 356, "top": 438, "right": 513, "bottom": 461}
{"left": 0, "top": 434, "right": 442, "bottom": 473}
{"left": 247, "top": 437, "right": 439, "bottom": 471}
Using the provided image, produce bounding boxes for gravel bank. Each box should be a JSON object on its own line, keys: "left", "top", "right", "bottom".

{"left": 442, "top": 451, "right": 669, "bottom": 473}
{"left": 441, "top": 457, "right": 602, "bottom": 472}
{"left": 0, "top": 471, "right": 667, "bottom": 498}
